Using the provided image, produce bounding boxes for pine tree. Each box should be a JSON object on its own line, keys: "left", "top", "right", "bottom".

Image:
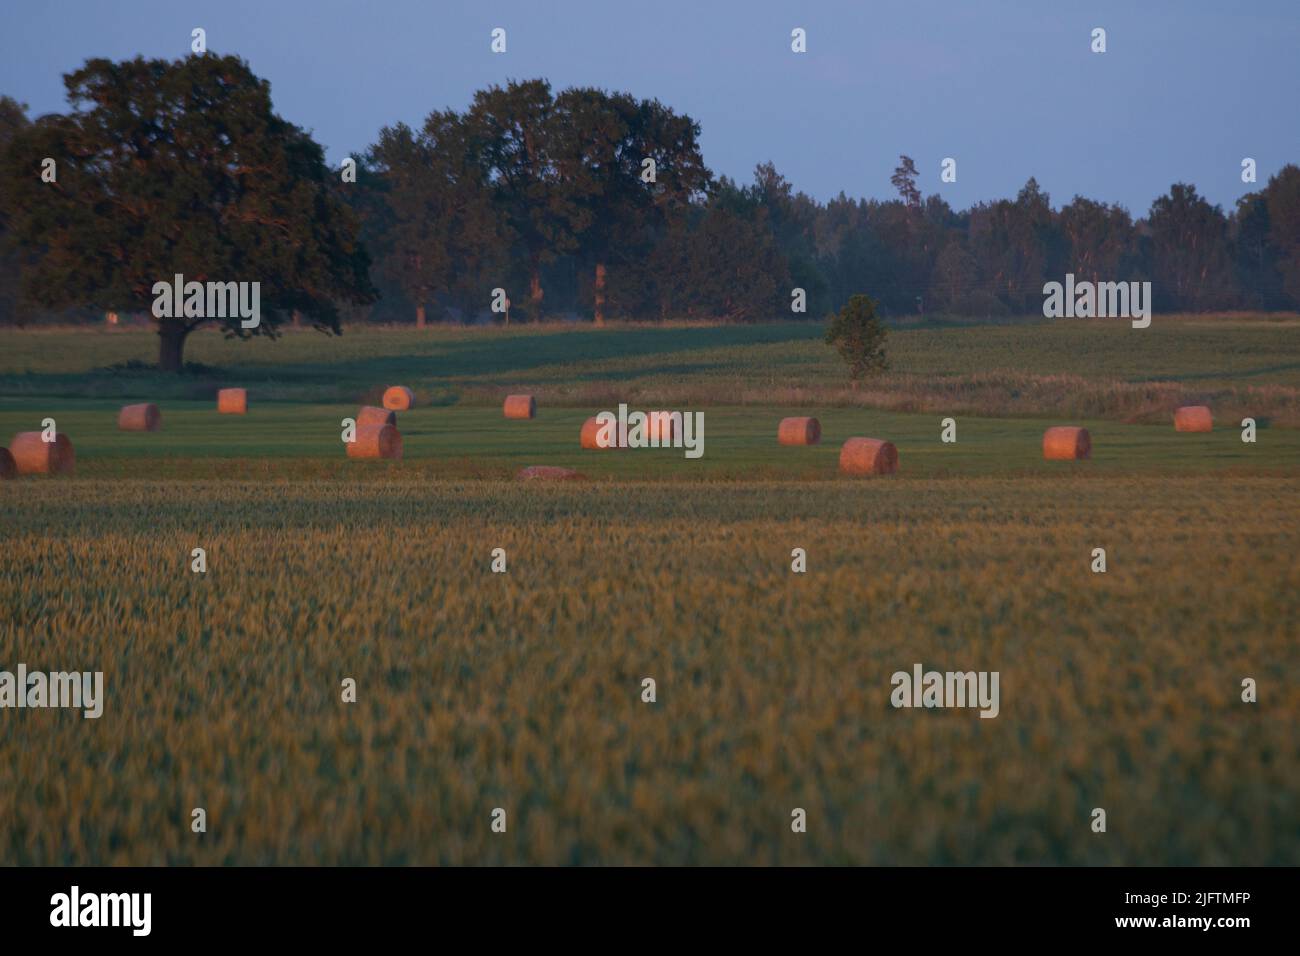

{"left": 825, "top": 293, "right": 889, "bottom": 384}
{"left": 890, "top": 155, "right": 922, "bottom": 210}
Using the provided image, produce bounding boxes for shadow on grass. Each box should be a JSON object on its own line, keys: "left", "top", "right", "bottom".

{"left": 317, "top": 323, "right": 824, "bottom": 380}
{"left": 0, "top": 323, "right": 827, "bottom": 401}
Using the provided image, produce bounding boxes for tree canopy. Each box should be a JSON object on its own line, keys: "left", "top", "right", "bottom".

{"left": 0, "top": 54, "right": 374, "bottom": 368}
{"left": 3, "top": 61, "right": 1300, "bottom": 351}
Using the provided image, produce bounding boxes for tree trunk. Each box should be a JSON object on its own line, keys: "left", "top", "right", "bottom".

{"left": 528, "top": 257, "right": 543, "bottom": 322}
{"left": 158, "top": 320, "right": 189, "bottom": 372}
{"left": 292, "top": 309, "right": 302, "bottom": 329}
{"left": 416, "top": 304, "right": 426, "bottom": 329}
{"left": 593, "top": 262, "right": 607, "bottom": 327}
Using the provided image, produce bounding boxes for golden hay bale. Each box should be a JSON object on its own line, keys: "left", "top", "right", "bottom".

{"left": 346, "top": 423, "right": 403, "bottom": 460}
{"left": 217, "top": 388, "right": 247, "bottom": 414}
{"left": 504, "top": 394, "right": 536, "bottom": 419}
{"left": 9, "top": 431, "right": 75, "bottom": 475}
{"left": 580, "top": 416, "right": 624, "bottom": 450}
{"left": 1043, "top": 426, "right": 1091, "bottom": 460}
{"left": 356, "top": 405, "right": 397, "bottom": 427}
{"left": 516, "top": 465, "right": 584, "bottom": 481}
{"left": 118, "top": 403, "right": 161, "bottom": 432}
{"left": 646, "top": 410, "right": 677, "bottom": 443}
{"left": 0, "top": 448, "right": 14, "bottom": 480}
{"left": 778, "top": 416, "right": 821, "bottom": 446}
{"left": 838, "top": 437, "right": 897, "bottom": 476}
{"left": 1174, "top": 405, "right": 1213, "bottom": 432}
{"left": 382, "top": 386, "right": 415, "bottom": 411}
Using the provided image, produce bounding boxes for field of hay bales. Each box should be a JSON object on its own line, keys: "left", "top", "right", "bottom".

{"left": 0, "top": 320, "right": 1297, "bottom": 865}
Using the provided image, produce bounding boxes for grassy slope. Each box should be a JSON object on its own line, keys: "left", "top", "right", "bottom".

{"left": 1, "top": 315, "right": 1298, "bottom": 424}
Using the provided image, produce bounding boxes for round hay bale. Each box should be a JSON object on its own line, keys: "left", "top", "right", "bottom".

{"left": 580, "top": 417, "right": 604, "bottom": 449}
{"left": 778, "top": 416, "right": 821, "bottom": 446}
{"left": 217, "top": 388, "right": 247, "bottom": 414}
{"left": 504, "top": 394, "right": 536, "bottom": 419}
{"left": 356, "top": 405, "right": 397, "bottom": 427}
{"left": 118, "top": 402, "right": 161, "bottom": 432}
{"left": 1043, "top": 426, "right": 1091, "bottom": 460}
{"left": 1174, "top": 405, "right": 1212, "bottom": 432}
{"left": 10, "top": 431, "right": 75, "bottom": 475}
{"left": 838, "top": 437, "right": 897, "bottom": 476}
{"left": 382, "top": 386, "right": 415, "bottom": 411}
{"left": 646, "top": 411, "right": 677, "bottom": 444}
{"left": 516, "top": 465, "right": 584, "bottom": 481}
{"left": 346, "top": 423, "right": 403, "bottom": 460}
{"left": 580, "top": 416, "right": 624, "bottom": 450}
{"left": 0, "top": 447, "right": 15, "bottom": 480}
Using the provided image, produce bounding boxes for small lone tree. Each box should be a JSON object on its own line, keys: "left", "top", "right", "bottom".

{"left": 825, "top": 293, "right": 888, "bottom": 385}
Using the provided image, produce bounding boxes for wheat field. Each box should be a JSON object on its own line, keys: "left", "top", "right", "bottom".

{"left": 2, "top": 476, "right": 1295, "bottom": 864}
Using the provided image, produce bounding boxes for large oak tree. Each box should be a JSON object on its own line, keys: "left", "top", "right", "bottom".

{"left": 552, "top": 88, "right": 708, "bottom": 324}
{"left": 0, "top": 96, "right": 31, "bottom": 325}
{"left": 462, "top": 79, "right": 579, "bottom": 322}
{"left": 0, "top": 54, "right": 374, "bottom": 369}
{"left": 367, "top": 112, "right": 506, "bottom": 327}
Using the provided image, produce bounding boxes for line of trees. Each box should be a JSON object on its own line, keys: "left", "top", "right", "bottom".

{"left": 357, "top": 100, "right": 1299, "bottom": 323}
{"left": 2, "top": 54, "right": 1298, "bottom": 371}
{"left": 356, "top": 77, "right": 709, "bottom": 328}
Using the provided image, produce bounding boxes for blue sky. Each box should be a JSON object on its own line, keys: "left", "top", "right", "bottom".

{"left": 1, "top": 0, "right": 1295, "bottom": 215}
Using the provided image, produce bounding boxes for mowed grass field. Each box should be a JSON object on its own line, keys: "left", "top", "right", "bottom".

{"left": 0, "top": 319, "right": 1297, "bottom": 864}
{"left": 2, "top": 313, "right": 1298, "bottom": 424}
{"left": 1, "top": 399, "right": 1298, "bottom": 481}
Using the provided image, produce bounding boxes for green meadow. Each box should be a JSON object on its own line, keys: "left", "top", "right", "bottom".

{"left": 1, "top": 314, "right": 1297, "bottom": 425}
{"left": 0, "top": 318, "right": 1297, "bottom": 865}
{"left": 0, "top": 398, "right": 1296, "bottom": 482}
